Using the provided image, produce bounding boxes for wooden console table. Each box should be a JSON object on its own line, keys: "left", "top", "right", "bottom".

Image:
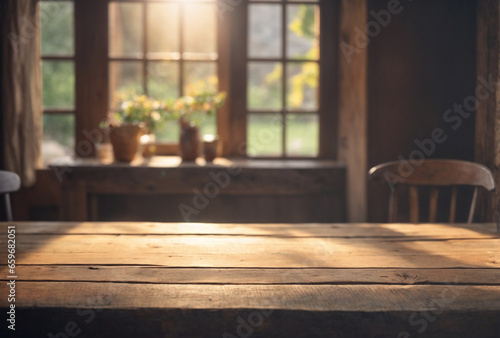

{"left": 50, "top": 157, "right": 346, "bottom": 223}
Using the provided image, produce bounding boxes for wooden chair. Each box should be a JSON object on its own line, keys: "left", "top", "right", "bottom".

{"left": 369, "top": 159, "right": 495, "bottom": 223}
{"left": 0, "top": 170, "right": 21, "bottom": 222}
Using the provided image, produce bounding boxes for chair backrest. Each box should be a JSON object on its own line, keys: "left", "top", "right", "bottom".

{"left": 0, "top": 171, "right": 21, "bottom": 222}
{"left": 369, "top": 159, "right": 495, "bottom": 223}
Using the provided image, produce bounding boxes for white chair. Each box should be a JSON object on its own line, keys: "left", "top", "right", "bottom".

{"left": 0, "top": 171, "right": 21, "bottom": 221}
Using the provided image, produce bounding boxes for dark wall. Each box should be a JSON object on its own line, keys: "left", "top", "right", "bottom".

{"left": 367, "top": 0, "right": 477, "bottom": 221}
{"left": 0, "top": 0, "right": 5, "bottom": 170}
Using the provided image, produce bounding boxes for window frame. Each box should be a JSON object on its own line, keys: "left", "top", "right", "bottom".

{"left": 222, "top": 0, "right": 338, "bottom": 159}
{"left": 246, "top": 0, "right": 320, "bottom": 158}
{"left": 40, "top": 0, "right": 76, "bottom": 165}
{"left": 41, "top": 0, "right": 338, "bottom": 161}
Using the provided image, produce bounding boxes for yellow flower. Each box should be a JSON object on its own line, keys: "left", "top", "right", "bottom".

{"left": 151, "top": 111, "right": 161, "bottom": 121}
{"left": 121, "top": 101, "right": 132, "bottom": 110}
{"left": 184, "top": 96, "right": 194, "bottom": 105}
{"left": 174, "top": 100, "right": 185, "bottom": 110}
{"left": 136, "top": 95, "right": 147, "bottom": 104}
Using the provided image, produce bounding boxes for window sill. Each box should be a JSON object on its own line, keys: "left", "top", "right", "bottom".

{"left": 47, "top": 155, "right": 345, "bottom": 170}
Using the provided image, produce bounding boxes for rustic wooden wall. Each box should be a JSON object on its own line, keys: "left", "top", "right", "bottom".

{"left": 6, "top": 0, "right": 487, "bottom": 223}
{"left": 475, "top": 0, "right": 500, "bottom": 223}
{"left": 367, "top": 0, "right": 478, "bottom": 222}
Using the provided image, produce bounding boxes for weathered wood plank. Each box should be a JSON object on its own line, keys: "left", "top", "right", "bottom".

{"left": 4, "top": 266, "right": 500, "bottom": 286}
{"left": 1, "top": 230, "right": 498, "bottom": 269}
{"left": 4, "top": 234, "right": 500, "bottom": 254}
{"left": 4, "top": 222, "right": 498, "bottom": 237}
{"left": 2, "top": 282, "right": 500, "bottom": 312}
{"left": 2, "top": 253, "right": 497, "bottom": 268}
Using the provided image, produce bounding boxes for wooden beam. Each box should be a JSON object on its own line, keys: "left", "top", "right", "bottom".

{"left": 475, "top": 0, "right": 500, "bottom": 222}
{"left": 319, "top": 0, "right": 340, "bottom": 159}
{"left": 338, "top": 0, "right": 368, "bottom": 221}
{"left": 74, "top": 0, "right": 109, "bottom": 158}
{"left": 219, "top": 0, "right": 247, "bottom": 157}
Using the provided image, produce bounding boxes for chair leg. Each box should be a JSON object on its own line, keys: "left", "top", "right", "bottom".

{"left": 467, "top": 187, "right": 478, "bottom": 224}
{"left": 4, "top": 193, "right": 13, "bottom": 222}
{"left": 388, "top": 190, "right": 398, "bottom": 222}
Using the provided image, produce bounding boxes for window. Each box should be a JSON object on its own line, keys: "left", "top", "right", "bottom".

{"left": 246, "top": 0, "right": 320, "bottom": 157}
{"left": 40, "top": 0, "right": 75, "bottom": 166}
{"left": 39, "top": 0, "right": 336, "bottom": 164}
{"left": 108, "top": 0, "right": 219, "bottom": 142}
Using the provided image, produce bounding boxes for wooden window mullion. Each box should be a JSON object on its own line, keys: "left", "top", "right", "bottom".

{"left": 281, "top": 0, "right": 287, "bottom": 158}
{"left": 142, "top": 2, "right": 148, "bottom": 95}
{"left": 74, "top": 0, "right": 109, "bottom": 157}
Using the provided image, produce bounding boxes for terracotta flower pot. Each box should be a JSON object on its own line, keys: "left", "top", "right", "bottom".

{"left": 179, "top": 119, "right": 201, "bottom": 161}
{"left": 203, "top": 135, "right": 219, "bottom": 162}
{"left": 109, "top": 124, "right": 143, "bottom": 162}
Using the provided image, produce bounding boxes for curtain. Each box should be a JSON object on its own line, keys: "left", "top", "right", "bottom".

{"left": 1, "top": 0, "right": 42, "bottom": 186}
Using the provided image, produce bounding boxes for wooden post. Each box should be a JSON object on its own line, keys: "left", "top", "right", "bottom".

{"left": 475, "top": 0, "right": 500, "bottom": 222}
{"left": 218, "top": 0, "right": 247, "bottom": 157}
{"left": 338, "top": 0, "right": 368, "bottom": 222}
{"left": 74, "top": 0, "right": 109, "bottom": 158}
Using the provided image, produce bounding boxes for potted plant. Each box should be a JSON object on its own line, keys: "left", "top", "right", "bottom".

{"left": 167, "top": 92, "right": 226, "bottom": 161}
{"left": 105, "top": 95, "right": 170, "bottom": 162}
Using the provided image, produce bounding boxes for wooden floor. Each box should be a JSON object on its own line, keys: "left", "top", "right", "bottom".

{"left": 1, "top": 222, "right": 500, "bottom": 337}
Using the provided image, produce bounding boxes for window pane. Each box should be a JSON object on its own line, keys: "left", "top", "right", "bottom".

{"left": 287, "top": 62, "right": 318, "bottom": 110}
{"left": 109, "top": 3, "right": 143, "bottom": 58}
{"left": 248, "top": 62, "right": 282, "bottom": 110}
{"left": 42, "top": 114, "right": 74, "bottom": 166}
{"left": 147, "top": 62, "right": 179, "bottom": 100}
{"left": 183, "top": 3, "right": 217, "bottom": 57}
{"left": 249, "top": 4, "right": 282, "bottom": 58}
{"left": 248, "top": 114, "right": 283, "bottom": 157}
{"left": 147, "top": 3, "right": 179, "bottom": 58}
{"left": 287, "top": 5, "right": 319, "bottom": 60}
{"left": 155, "top": 120, "right": 179, "bottom": 143}
{"left": 155, "top": 117, "right": 216, "bottom": 144}
{"left": 109, "top": 61, "right": 143, "bottom": 105}
{"left": 286, "top": 114, "right": 318, "bottom": 156}
{"left": 42, "top": 61, "right": 75, "bottom": 109}
{"left": 201, "top": 114, "right": 217, "bottom": 139}
{"left": 40, "top": 1, "right": 74, "bottom": 55}
{"left": 183, "top": 62, "right": 217, "bottom": 95}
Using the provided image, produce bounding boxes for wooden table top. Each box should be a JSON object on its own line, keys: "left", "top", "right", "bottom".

{"left": 1, "top": 222, "right": 500, "bottom": 337}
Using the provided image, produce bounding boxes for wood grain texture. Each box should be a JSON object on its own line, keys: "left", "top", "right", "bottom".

{"left": 338, "top": 0, "right": 368, "bottom": 222}
{"left": 5, "top": 266, "right": 500, "bottom": 285}
{"left": 0, "top": 221, "right": 498, "bottom": 337}
{"left": 475, "top": 0, "right": 500, "bottom": 223}
{"left": 369, "top": 160, "right": 496, "bottom": 223}
{"left": 1, "top": 283, "right": 500, "bottom": 338}
{"left": 74, "top": 0, "right": 108, "bottom": 157}
{"left": 319, "top": 0, "right": 340, "bottom": 159}
{"left": 2, "top": 282, "right": 500, "bottom": 312}
{"left": 50, "top": 157, "right": 347, "bottom": 222}
{"left": 8, "top": 221, "right": 498, "bottom": 236}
